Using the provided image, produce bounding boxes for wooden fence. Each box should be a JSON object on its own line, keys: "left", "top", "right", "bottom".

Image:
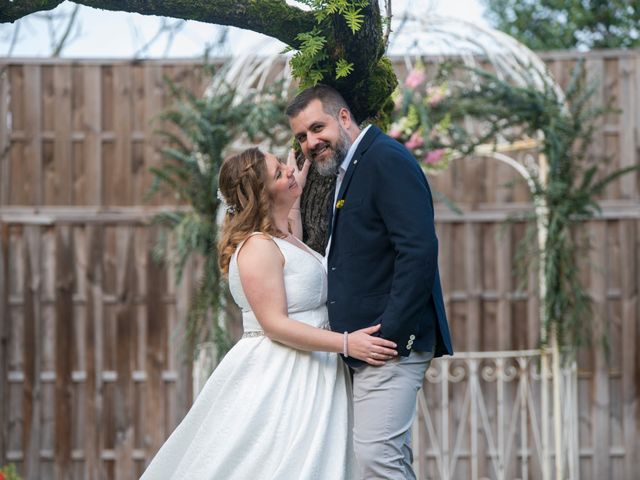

{"left": 0, "top": 51, "right": 638, "bottom": 479}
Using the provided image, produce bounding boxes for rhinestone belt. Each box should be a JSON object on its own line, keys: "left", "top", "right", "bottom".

{"left": 241, "top": 322, "right": 330, "bottom": 339}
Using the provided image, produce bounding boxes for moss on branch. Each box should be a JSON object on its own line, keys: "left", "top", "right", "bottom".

{"left": 1, "top": 0, "right": 315, "bottom": 48}
{"left": 1, "top": 0, "right": 64, "bottom": 23}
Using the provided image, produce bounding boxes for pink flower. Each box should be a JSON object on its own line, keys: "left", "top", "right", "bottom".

{"left": 426, "top": 86, "right": 446, "bottom": 107}
{"left": 424, "top": 149, "right": 445, "bottom": 164}
{"left": 404, "top": 132, "right": 424, "bottom": 150}
{"left": 389, "top": 126, "right": 402, "bottom": 139}
{"left": 404, "top": 69, "right": 426, "bottom": 89}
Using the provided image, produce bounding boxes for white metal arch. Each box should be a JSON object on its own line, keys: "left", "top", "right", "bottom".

{"left": 199, "top": 12, "right": 577, "bottom": 480}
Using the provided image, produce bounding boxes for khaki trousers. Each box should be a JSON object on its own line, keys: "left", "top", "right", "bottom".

{"left": 352, "top": 349, "right": 434, "bottom": 480}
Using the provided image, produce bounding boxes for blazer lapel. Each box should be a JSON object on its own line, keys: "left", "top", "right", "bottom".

{"left": 325, "top": 180, "right": 337, "bottom": 242}
{"left": 330, "top": 125, "right": 382, "bottom": 237}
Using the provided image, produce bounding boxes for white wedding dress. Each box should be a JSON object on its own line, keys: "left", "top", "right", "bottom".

{"left": 140, "top": 235, "right": 354, "bottom": 479}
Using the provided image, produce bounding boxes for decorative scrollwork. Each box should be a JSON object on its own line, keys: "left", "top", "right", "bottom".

{"left": 481, "top": 361, "right": 499, "bottom": 382}
{"left": 425, "top": 362, "right": 444, "bottom": 383}
{"left": 502, "top": 364, "right": 518, "bottom": 382}
{"left": 448, "top": 363, "right": 468, "bottom": 383}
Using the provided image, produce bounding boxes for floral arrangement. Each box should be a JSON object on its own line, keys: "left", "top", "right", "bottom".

{"left": 0, "top": 464, "right": 21, "bottom": 480}
{"left": 388, "top": 64, "right": 455, "bottom": 174}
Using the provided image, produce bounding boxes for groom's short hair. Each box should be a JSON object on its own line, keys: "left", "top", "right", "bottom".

{"left": 286, "top": 84, "right": 355, "bottom": 121}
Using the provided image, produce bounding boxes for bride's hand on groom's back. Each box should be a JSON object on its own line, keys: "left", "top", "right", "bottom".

{"left": 348, "top": 324, "right": 398, "bottom": 366}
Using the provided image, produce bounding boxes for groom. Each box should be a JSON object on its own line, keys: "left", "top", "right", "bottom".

{"left": 287, "top": 84, "right": 453, "bottom": 480}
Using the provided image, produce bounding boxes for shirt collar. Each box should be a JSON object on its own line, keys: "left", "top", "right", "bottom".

{"left": 338, "top": 124, "right": 371, "bottom": 175}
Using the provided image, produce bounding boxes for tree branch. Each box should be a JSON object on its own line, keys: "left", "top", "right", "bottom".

{"left": 0, "top": 0, "right": 65, "bottom": 23}
{"left": 1, "top": 0, "right": 315, "bottom": 48}
{"left": 324, "top": 1, "right": 396, "bottom": 122}
{"left": 51, "top": 3, "right": 81, "bottom": 57}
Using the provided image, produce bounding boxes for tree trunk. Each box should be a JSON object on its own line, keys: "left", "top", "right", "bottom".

{"left": 300, "top": 166, "right": 335, "bottom": 254}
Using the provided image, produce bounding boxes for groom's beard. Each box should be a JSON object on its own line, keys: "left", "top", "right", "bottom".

{"left": 312, "top": 127, "right": 352, "bottom": 177}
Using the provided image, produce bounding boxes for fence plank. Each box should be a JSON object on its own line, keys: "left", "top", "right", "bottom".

{"left": 84, "top": 65, "right": 102, "bottom": 206}
{"left": 0, "top": 222, "right": 8, "bottom": 462}
{"left": 23, "top": 65, "right": 42, "bottom": 206}
{"left": 84, "top": 225, "right": 104, "bottom": 479}
{"left": 22, "top": 227, "right": 42, "bottom": 480}
{"left": 114, "top": 228, "right": 134, "bottom": 479}
{"left": 142, "top": 63, "right": 164, "bottom": 206}
{"left": 496, "top": 224, "right": 512, "bottom": 350}
{"left": 585, "top": 56, "right": 608, "bottom": 193}
{"left": 48, "top": 64, "right": 73, "bottom": 206}
{"left": 0, "top": 64, "right": 9, "bottom": 206}
{"left": 54, "top": 226, "right": 74, "bottom": 479}
{"left": 637, "top": 55, "right": 640, "bottom": 200}
{"left": 6, "top": 227, "right": 23, "bottom": 469}
{"left": 144, "top": 227, "right": 167, "bottom": 461}
{"left": 465, "top": 222, "right": 481, "bottom": 351}
{"left": 589, "top": 221, "right": 610, "bottom": 479}
{"left": 40, "top": 228, "right": 55, "bottom": 469}
{"left": 618, "top": 57, "right": 638, "bottom": 200}
{"left": 620, "top": 220, "right": 638, "bottom": 479}
{"left": 109, "top": 65, "right": 132, "bottom": 206}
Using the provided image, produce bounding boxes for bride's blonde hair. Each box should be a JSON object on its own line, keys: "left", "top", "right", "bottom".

{"left": 217, "top": 148, "right": 284, "bottom": 276}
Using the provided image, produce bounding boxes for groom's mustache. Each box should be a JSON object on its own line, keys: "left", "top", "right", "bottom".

{"left": 310, "top": 142, "right": 332, "bottom": 160}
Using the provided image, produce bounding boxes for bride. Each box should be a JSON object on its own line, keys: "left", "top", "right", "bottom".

{"left": 140, "top": 147, "right": 398, "bottom": 479}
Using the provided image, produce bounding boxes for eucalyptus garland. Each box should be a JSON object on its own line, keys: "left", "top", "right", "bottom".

{"left": 424, "top": 61, "right": 639, "bottom": 351}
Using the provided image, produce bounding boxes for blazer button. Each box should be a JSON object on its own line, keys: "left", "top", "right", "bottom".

{"left": 409, "top": 334, "right": 416, "bottom": 340}
{"left": 331, "top": 267, "right": 336, "bottom": 271}
{"left": 406, "top": 344, "right": 412, "bottom": 350}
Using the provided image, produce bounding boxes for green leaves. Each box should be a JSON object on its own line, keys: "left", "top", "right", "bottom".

{"left": 484, "top": 0, "right": 640, "bottom": 50}
{"left": 296, "top": 28, "right": 327, "bottom": 57}
{"left": 290, "top": 28, "right": 328, "bottom": 87}
{"left": 288, "top": 0, "right": 369, "bottom": 85}
{"left": 300, "top": 0, "right": 368, "bottom": 30}
{"left": 342, "top": 6, "right": 365, "bottom": 33}
{"left": 335, "top": 58, "right": 354, "bottom": 79}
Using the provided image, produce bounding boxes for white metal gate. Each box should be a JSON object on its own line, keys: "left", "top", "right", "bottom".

{"left": 413, "top": 350, "right": 578, "bottom": 480}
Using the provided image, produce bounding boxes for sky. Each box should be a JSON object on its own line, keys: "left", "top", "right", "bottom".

{"left": 1, "top": 0, "right": 489, "bottom": 58}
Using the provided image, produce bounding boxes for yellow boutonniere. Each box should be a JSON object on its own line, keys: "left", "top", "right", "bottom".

{"left": 336, "top": 199, "right": 345, "bottom": 209}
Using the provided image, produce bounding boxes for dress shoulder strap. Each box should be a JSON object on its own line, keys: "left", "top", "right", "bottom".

{"left": 235, "top": 232, "right": 287, "bottom": 263}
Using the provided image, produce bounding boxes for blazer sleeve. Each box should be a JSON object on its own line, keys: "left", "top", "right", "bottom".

{"left": 371, "top": 141, "right": 439, "bottom": 353}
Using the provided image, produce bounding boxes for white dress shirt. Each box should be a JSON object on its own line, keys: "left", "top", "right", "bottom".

{"left": 324, "top": 125, "right": 372, "bottom": 264}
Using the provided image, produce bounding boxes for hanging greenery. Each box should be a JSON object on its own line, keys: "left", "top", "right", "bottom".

{"left": 147, "top": 64, "right": 290, "bottom": 361}
{"left": 396, "top": 60, "right": 639, "bottom": 351}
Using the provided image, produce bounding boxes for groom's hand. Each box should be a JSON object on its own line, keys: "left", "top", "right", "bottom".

{"left": 348, "top": 324, "right": 398, "bottom": 366}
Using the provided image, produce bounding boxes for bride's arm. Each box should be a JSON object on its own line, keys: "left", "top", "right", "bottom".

{"left": 288, "top": 200, "right": 303, "bottom": 240}
{"left": 287, "top": 150, "right": 309, "bottom": 240}
{"left": 237, "top": 235, "right": 397, "bottom": 365}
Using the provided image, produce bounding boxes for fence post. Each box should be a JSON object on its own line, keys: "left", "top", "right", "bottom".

{"left": 0, "top": 221, "right": 8, "bottom": 465}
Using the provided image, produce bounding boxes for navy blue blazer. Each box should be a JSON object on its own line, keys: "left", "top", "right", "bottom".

{"left": 326, "top": 125, "right": 453, "bottom": 367}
